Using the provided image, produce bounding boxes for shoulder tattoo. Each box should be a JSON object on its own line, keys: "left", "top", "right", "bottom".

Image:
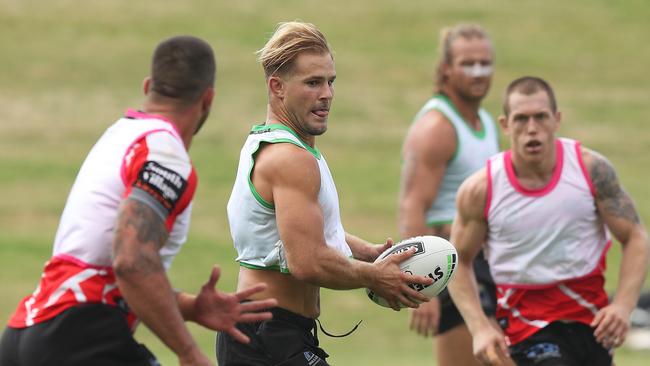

{"left": 589, "top": 151, "right": 640, "bottom": 224}
{"left": 129, "top": 199, "right": 169, "bottom": 245}
{"left": 113, "top": 199, "right": 169, "bottom": 274}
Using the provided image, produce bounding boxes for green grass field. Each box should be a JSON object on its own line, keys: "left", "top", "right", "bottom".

{"left": 2, "top": 0, "right": 650, "bottom": 364}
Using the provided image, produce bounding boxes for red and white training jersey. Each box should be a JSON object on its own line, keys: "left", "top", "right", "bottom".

{"left": 8, "top": 109, "right": 197, "bottom": 329}
{"left": 484, "top": 138, "right": 610, "bottom": 344}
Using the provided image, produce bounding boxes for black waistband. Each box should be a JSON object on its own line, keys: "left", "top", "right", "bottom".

{"left": 256, "top": 305, "right": 362, "bottom": 338}
{"left": 267, "top": 307, "right": 317, "bottom": 330}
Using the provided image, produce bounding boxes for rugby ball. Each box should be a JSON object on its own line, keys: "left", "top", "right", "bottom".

{"left": 365, "top": 235, "right": 458, "bottom": 308}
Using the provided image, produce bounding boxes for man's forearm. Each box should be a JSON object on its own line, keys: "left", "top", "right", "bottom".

{"left": 448, "top": 261, "right": 492, "bottom": 335}
{"left": 398, "top": 204, "right": 431, "bottom": 239}
{"left": 113, "top": 199, "right": 199, "bottom": 359}
{"left": 177, "top": 291, "right": 199, "bottom": 322}
{"left": 290, "top": 246, "right": 376, "bottom": 290}
{"left": 116, "top": 256, "right": 198, "bottom": 358}
{"left": 614, "top": 229, "right": 650, "bottom": 311}
{"left": 345, "top": 233, "right": 373, "bottom": 262}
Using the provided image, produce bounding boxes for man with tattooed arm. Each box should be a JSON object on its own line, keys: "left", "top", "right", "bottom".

{"left": 0, "top": 36, "right": 276, "bottom": 366}
{"left": 448, "top": 76, "right": 649, "bottom": 366}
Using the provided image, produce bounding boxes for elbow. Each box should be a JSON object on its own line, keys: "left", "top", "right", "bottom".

{"left": 638, "top": 230, "right": 650, "bottom": 263}
{"left": 623, "top": 227, "right": 650, "bottom": 256}
{"left": 113, "top": 256, "right": 139, "bottom": 280}
{"left": 112, "top": 237, "right": 164, "bottom": 281}
{"left": 288, "top": 263, "right": 321, "bottom": 283}
{"left": 398, "top": 200, "right": 419, "bottom": 220}
{"left": 113, "top": 252, "right": 163, "bottom": 281}
{"left": 398, "top": 201, "right": 427, "bottom": 227}
{"left": 640, "top": 228, "right": 650, "bottom": 249}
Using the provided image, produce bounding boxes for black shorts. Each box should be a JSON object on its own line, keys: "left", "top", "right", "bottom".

{"left": 438, "top": 252, "right": 497, "bottom": 334}
{"left": 0, "top": 304, "right": 158, "bottom": 366}
{"left": 216, "top": 307, "right": 329, "bottom": 366}
{"left": 509, "top": 322, "right": 612, "bottom": 366}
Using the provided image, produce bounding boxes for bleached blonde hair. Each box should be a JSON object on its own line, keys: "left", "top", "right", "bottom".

{"left": 257, "top": 21, "right": 332, "bottom": 78}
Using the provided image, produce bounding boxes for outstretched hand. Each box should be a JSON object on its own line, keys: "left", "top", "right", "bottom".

{"left": 193, "top": 266, "right": 277, "bottom": 344}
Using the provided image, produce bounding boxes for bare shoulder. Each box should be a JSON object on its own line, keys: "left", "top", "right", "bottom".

{"left": 403, "top": 109, "right": 456, "bottom": 160}
{"left": 450, "top": 169, "right": 489, "bottom": 253}
{"left": 580, "top": 146, "right": 620, "bottom": 199}
{"left": 580, "top": 146, "right": 640, "bottom": 223}
{"left": 457, "top": 168, "right": 489, "bottom": 218}
{"left": 255, "top": 142, "right": 320, "bottom": 191}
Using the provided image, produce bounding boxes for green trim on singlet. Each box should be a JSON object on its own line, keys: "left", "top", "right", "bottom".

{"left": 246, "top": 124, "right": 323, "bottom": 210}
{"left": 437, "top": 94, "right": 461, "bottom": 163}
{"left": 250, "top": 123, "right": 321, "bottom": 159}
{"left": 239, "top": 261, "right": 291, "bottom": 274}
{"left": 247, "top": 140, "right": 274, "bottom": 210}
{"left": 437, "top": 94, "right": 487, "bottom": 139}
{"left": 240, "top": 257, "right": 354, "bottom": 272}
{"left": 434, "top": 94, "right": 488, "bottom": 164}
{"left": 247, "top": 137, "right": 314, "bottom": 210}
{"left": 426, "top": 219, "right": 454, "bottom": 227}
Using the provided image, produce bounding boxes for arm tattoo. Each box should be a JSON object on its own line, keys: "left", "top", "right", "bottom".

{"left": 113, "top": 199, "right": 169, "bottom": 275}
{"left": 589, "top": 152, "right": 640, "bottom": 224}
{"left": 128, "top": 200, "right": 168, "bottom": 245}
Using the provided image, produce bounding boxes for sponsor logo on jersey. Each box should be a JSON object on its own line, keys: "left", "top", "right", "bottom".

{"left": 135, "top": 161, "right": 187, "bottom": 213}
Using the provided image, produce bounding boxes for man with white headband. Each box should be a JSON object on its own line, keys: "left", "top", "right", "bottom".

{"left": 399, "top": 23, "right": 500, "bottom": 366}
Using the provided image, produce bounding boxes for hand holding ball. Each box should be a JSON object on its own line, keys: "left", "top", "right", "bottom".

{"left": 366, "top": 235, "right": 458, "bottom": 308}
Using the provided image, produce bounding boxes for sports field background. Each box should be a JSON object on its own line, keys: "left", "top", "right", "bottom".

{"left": 1, "top": 0, "right": 649, "bottom": 364}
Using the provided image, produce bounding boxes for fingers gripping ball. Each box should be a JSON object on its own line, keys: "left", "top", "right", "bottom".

{"left": 366, "top": 235, "right": 458, "bottom": 308}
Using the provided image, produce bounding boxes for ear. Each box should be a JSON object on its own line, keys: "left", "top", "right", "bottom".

{"left": 440, "top": 62, "right": 451, "bottom": 78}
{"left": 143, "top": 77, "right": 151, "bottom": 95}
{"left": 553, "top": 110, "right": 562, "bottom": 131}
{"left": 202, "top": 87, "right": 215, "bottom": 111}
{"left": 498, "top": 115, "right": 510, "bottom": 135}
{"left": 268, "top": 76, "right": 285, "bottom": 99}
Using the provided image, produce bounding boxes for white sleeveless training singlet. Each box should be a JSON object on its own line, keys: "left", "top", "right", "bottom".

{"left": 227, "top": 124, "right": 351, "bottom": 273}
{"left": 413, "top": 94, "right": 499, "bottom": 225}
{"left": 9, "top": 109, "right": 197, "bottom": 329}
{"left": 485, "top": 138, "right": 609, "bottom": 286}
{"left": 484, "top": 137, "right": 611, "bottom": 345}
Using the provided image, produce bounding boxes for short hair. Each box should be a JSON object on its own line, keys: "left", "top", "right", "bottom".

{"left": 257, "top": 21, "right": 332, "bottom": 78}
{"left": 150, "top": 35, "right": 216, "bottom": 103}
{"left": 503, "top": 76, "right": 557, "bottom": 116}
{"left": 435, "top": 24, "right": 491, "bottom": 92}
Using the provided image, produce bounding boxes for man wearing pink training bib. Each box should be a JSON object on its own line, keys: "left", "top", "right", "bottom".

{"left": 0, "top": 36, "right": 276, "bottom": 366}
{"left": 448, "top": 76, "right": 649, "bottom": 366}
